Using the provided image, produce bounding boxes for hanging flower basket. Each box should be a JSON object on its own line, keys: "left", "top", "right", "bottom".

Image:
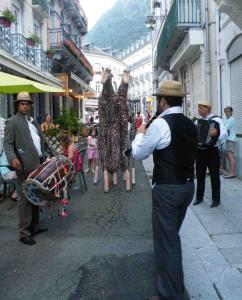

{"left": 27, "top": 33, "right": 41, "bottom": 47}
{"left": 0, "top": 8, "right": 17, "bottom": 27}
{"left": 26, "top": 38, "right": 36, "bottom": 47}
{"left": 46, "top": 49, "right": 55, "bottom": 59}
{"left": 0, "top": 16, "right": 12, "bottom": 28}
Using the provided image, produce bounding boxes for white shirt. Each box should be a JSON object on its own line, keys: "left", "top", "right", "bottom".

{"left": 132, "top": 106, "right": 182, "bottom": 160}
{"left": 26, "top": 116, "right": 42, "bottom": 157}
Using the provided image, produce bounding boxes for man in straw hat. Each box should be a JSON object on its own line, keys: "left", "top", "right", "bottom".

{"left": 4, "top": 91, "right": 48, "bottom": 245}
{"left": 193, "top": 100, "right": 227, "bottom": 208}
{"left": 132, "top": 80, "right": 197, "bottom": 300}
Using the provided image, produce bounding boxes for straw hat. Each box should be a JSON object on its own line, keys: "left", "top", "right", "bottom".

{"left": 152, "top": 80, "right": 185, "bottom": 97}
{"left": 197, "top": 100, "right": 211, "bottom": 108}
{"left": 15, "top": 91, "right": 33, "bottom": 103}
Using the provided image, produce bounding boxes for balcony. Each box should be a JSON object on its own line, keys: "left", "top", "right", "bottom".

{"left": 60, "top": 0, "right": 88, "bottom": 35}
{"left": 49, "top": 27, "right": 81, "bottom": 50}
{"left": 32, "top": 0, "right": 49, "bottom": 18}
{"left": 48, "top": 28, "right": 93, "bottom": 78}
{"left": 0, "top": 26, "right": 52, "bottom": 72}
{"left": 156, "top": 0, "right": 201, "bottom": 70}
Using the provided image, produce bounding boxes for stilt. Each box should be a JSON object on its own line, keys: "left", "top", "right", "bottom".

{"left": 131, "top": 167, "right": 136, "bottom": 185}
{"left": 112, "top": 172, "right": 118, "bottom": 185}
{"left": 125, "top": 169, "right": 131, "bottom": 192}
{"left": 93, "top": 166, "right": 99, "bottom": 185}
{"left": 104, "top": 169, "right": 109, "bottom": 193}
{"left": 123, "top": 172, "right": 126, "bottom": 181}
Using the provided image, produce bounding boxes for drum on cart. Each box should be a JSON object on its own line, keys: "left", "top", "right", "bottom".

{"left": 23, "top": 155, "right": 75, "bottom": 206}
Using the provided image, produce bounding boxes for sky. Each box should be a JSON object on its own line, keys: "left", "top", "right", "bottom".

{"left": 81, "top": 0, "right": 118, "bottom": 30}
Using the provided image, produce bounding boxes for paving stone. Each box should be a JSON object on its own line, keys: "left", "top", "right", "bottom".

{"left": 212, "top": 233, "right": 242, "bottom": 248}
{"left": 196, "top": 244, "right": 230, "bottom": 270}
{"left": 220, "top": 247, "right": 242, "bottom": 265}
{"left": 196, "top": 212, "right": 238, "bottom": 235}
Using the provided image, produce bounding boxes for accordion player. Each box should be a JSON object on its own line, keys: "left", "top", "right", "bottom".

{"left": 197, "top": 117, "right": 220, "bottom": 149}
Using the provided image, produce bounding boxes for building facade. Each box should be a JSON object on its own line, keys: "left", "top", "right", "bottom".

{"left": 118, "top": 36, "right": 153, "bottom": 117}
{"left": 0, "top": 0, "right": 93, "bottom": 123}
{"left": 151, "top": 0, "right": 218, "bottom": 118}
{"left": 150, "top": 0, "right": 242, "bottom": 176}
{"left": 83, "top": 44, "right": 127, "bottom": 123}
{"left": 215, "top": 0, "right": 242, "bottom": 176}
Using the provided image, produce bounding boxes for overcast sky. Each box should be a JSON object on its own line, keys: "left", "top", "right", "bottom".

{"left": 81, "top": 0, "right": 118, "bottom": 30}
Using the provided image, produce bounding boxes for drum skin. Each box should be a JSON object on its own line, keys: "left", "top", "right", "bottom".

{"left": 23, "top": 155, "right": 75, "bottom": 206}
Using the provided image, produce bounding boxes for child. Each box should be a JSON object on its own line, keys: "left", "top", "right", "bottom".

{"left": 85, "top": 128, "right": 98, "bottom": 174}
{"left": 59, "top": 135, "right": 82, "bottom": 173}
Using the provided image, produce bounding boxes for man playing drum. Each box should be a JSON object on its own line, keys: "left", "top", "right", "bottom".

{"left": 4, "top": 91, "right": 48, "bottom": 245}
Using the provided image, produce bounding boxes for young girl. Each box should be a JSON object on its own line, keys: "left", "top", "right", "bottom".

{"left": 85, "top": 128, "right": 98, "bottom": 174}
{"left": 60, "top": 135, "right": 82, "bottom": 173}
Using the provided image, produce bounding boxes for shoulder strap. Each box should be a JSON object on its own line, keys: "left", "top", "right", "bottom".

{"left": 209, "top": 115, "right": 221, "bottom": 120}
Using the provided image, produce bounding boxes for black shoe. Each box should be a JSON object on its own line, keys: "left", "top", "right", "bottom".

{"left": 210, "top": 201, "right": 220, "bottom": 208}
{"left": 193, "top": 199, "right": 203, "bottom": 205}
{"left": 31, "top": 227, "right": 48, "bottom": 237}
{"left": 19, "top": 236, "right": 36, "bottom": 245}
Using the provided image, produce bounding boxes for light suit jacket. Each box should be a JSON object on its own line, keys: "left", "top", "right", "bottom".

{"left": 4, "top": 112, "right": 46, "bottom": 175}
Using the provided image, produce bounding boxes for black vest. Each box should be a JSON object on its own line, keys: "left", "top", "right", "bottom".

{"left": 152, "top": 113, "right": 197, "bottom": 185}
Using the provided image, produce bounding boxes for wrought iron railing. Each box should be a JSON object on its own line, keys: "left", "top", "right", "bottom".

{"left": 0, "top": 25, "right": 11, "bottom": 54}
{"left": 32, "top": 0, "right": 49, "bottom": 15}
{"left": 157, "top": 0, "right": 201, "bottom": 57}
{"left": 49, "top": 28, "right": 81, "bottom": 50}
{"left": 35, "top": 49, "right": 52, "bottom": 72}
{"left": 11, "top": 33, "right": 28, "bottom": 61}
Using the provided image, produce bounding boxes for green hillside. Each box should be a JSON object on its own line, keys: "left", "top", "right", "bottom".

{"left": 86, "top": 0, "right": 150, "bottom": 51}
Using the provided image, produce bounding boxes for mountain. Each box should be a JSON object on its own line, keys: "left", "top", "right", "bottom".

{"left": 86, "top": 0, "right": 150, "bottom": 51}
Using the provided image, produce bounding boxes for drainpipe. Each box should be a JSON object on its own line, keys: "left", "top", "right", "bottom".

{"left": 205, "top": 0, "right": 211, "bottom": 101}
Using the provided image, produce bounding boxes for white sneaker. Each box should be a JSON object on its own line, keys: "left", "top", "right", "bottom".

{"left": 85, "top": 169, "right": 90, "bottom": 173}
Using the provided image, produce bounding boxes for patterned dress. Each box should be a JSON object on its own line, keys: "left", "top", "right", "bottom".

{"left": 98, "top": 77, "right": 121, "bottom": 173}
{"left": 117, "top": 80, "right": 129, "bottom": 171}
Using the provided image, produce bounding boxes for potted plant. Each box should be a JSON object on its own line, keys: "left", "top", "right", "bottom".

{"left": 27, "top": 33, "right": 41, "bottom": 47}
{"left": 0, "top": 8, "right": 17, "bottom": 28}
{"left": 56, "top": 108, "right": 80, "bottom": 136}
{"left": 46, "top": 48, "right": 55, "bottom": 59}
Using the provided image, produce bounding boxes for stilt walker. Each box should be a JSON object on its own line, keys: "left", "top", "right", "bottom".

{"left": 98, "top": 68, "right": 121, "bottom": 192}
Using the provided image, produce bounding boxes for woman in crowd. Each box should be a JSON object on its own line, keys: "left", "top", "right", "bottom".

{"left": 85, "top": 128, "right": 98, "bottom": 174}
{"left": 224, "top": 106, "right": 237, "bottom": 178}
{"left": 41, "top": 114, "right": 57, "bottom": 133}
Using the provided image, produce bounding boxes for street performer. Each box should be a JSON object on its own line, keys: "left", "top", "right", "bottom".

{"left": 193, "top": 100, "right": 227, "bottom": 208}
{"left": 132, "top": 80, "right": 197, "bottom": 300}
{"left": 4, "top": 91, "right": 48, "bottom": 245}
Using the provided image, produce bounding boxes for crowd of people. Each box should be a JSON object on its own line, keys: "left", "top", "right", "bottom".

{"left": 0, "top": 84, "right": 238, "bottom": 299}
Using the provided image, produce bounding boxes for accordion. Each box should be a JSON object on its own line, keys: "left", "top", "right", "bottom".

{"left": 197, "top": 117, "right": 220, "bottom": 149}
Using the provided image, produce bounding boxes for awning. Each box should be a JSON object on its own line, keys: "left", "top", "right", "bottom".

{"left": 70, "top": 72, "right": 95, "bottom": 93}
{"left": 0, "top": 72, "right": 65, "bottom": 94}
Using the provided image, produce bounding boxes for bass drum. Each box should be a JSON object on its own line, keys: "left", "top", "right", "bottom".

{"left": 23, "top": 155, "right": 75, "bottom": 206}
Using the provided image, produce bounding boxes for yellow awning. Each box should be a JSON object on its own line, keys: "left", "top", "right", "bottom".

{"left": 0, "top": 72, "right": 64, "bottom": 94}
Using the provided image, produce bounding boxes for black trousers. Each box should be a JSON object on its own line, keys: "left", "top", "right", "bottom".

{"left": 196, "top": 148, "right": 220, "bottom": 202}
{"left": 152, "top": 182, "right": 194, "bottom": 300}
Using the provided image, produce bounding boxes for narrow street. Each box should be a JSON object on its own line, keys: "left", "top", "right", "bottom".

{"left": 0, "top": 161, "right": 156, "bottom": 300}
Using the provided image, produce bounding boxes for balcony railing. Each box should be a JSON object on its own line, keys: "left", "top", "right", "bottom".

{"left": 32, "top": 0, "right": 49, "bottom": 16}
{"left": 0, "top": 25, "right": 11, "bottom": 54}
{"left": 49, "top": 28, "right": 81, "bottom": 51}
{"left": 0, "top": 27, "right": 52, "bottom": 72}
{"left": 156, "top": 0, "right": 201, "bottom": 68}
